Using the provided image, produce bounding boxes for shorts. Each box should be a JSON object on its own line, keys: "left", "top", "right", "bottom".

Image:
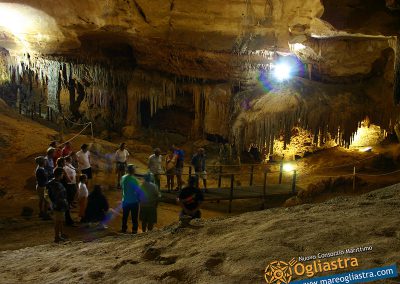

{"left": 36, "top": 185, "right": 46, "bottom": 201}
{"left": 116, "top": 162, "right": 127, "bottom": 172}
{"left": 53, "top": 211, "right": 65, "bottom": 222}
{"left": 195, "top": 171, "right": 207, "bottom": 180}
{"left": 81, "top": 167, "right": 92, "bottom": 179}
{"left": 175, "top": 167, "right": 183, "bottom": 175}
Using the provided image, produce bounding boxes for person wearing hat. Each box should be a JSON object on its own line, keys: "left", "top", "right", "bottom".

{"left": 120, "top": 164, "right": 141, "bottom": 234}
{"left": 139, "top": 172, "right": 160, "bottom": 232}
{"left": 35, "top": 156, "right": 51, "bottom": 220}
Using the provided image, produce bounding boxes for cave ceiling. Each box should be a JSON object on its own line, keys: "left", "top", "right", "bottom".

{"left": 0, "top": 0, "right": 399, "bottom": 81}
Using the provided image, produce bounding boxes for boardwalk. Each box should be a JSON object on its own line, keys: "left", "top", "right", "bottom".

{"left": 160, "top": 184, "right": 300, "bottom": 212}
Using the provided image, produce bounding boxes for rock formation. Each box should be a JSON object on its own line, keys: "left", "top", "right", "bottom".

{"left": 0, "top": 0, "right": 399, "bottom": 153}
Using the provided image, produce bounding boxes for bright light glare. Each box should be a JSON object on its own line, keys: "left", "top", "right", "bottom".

{"left": 0, "top": 5, "right": 29, "bottom": 36}
{"left": 273, "top": 63, "right": 291, "bottom": 82}
{"left": 283, "top": 163, "right": 295, "bottom": 172}
{"left": 359, "top": 147, "right": 372, "bottom": 153}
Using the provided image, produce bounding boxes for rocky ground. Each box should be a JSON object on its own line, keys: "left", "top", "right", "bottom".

{"left": 0, "top": 184, "right": 399, "bottom": 283}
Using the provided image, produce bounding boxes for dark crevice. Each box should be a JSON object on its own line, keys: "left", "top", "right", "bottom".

{"left": 133, "top": 0, "right": 149, "bottom": 24}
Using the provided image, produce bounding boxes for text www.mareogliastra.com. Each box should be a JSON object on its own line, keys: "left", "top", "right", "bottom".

{"left": 291, "top": 264, "right": 398, "bottom": 284}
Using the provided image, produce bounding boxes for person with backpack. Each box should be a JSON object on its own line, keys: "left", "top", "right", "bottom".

{"left": 172, "top": 144, "right": 185, "bottom": 190}
{"left": 47, "top": 167, "right": 69, "bottom": 243}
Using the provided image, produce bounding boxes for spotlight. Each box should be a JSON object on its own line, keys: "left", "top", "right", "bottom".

{"left": 283, "top": 163, "right": 295, "bottom": 172}
{"left": 273, "top": 63, "right": 291, "bottom": 82}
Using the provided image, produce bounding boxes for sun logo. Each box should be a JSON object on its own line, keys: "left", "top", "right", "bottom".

{"left": 264, "top": 258, "right": 297, "bottom": 284}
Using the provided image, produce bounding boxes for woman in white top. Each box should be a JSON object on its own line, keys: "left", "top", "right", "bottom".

{"left": 115, "top": 142, "right": 130, "bottom": 189}
{"left": 77, "top": 174, "right": 89, "bottom": 221}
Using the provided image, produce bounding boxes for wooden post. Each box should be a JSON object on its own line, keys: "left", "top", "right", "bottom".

{"left": 228, "top": 174, "right": 234, "bottom": 213}
{"left": 19, "top": 103, "right": 22, "bottom": 115}
{"left": 249, "top": 165, "right": 254, "bottom": 186}
{"left": 38, "top": 103, "right": 41, "bottom": 118}
{"left": 33, "top": 102, "right": 36, "bottom": 118}
{"left": 218, "top": 165, "right": 222, "bottom": 190}
{"left": 30, "top": 104, "right": 34, "bottom": 119}
{"left": 352, "top": 166, "right": 356, "bottom": 191}
{"left": 46, "top": 107, "right": 50, "bottom": 121}
{"left": 262, "top": 171, "right": 267, "bottom": 209}
{"left": 291, "top": 170, "right": 297, "bottom": 194}
{"left": 188, "top": 166, "right": 192, "bottom": 177}
{"left": 50, "top": 108, "right": 53, "bottom": 122}
{"left": 279, "top": 160, "right": 283, "bottom": 184}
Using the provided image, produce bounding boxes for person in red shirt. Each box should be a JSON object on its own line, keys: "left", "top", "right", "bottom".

{"left": 49, "top": 141, "right": 62, "bottom": 165}
{"left": 62, "top": 142, "right": 73, "bottom": 157}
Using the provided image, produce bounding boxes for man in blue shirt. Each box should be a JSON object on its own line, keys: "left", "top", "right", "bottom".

{"left": 120, "top": 164, "right": 141, "bottom": 233}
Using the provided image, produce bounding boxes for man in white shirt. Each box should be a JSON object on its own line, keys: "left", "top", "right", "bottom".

{"left": 115, "top": 142, "right": 130, "bottom": 189}
{"left": 148, "top": 148, "right": 163, "bottom": 189}
{"left": 76, "top": 144, "right": 92, "bottom": 181}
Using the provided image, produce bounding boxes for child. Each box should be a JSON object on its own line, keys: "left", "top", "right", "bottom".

{"left": 77, "top": 174, "right": 89, "bottom": 222}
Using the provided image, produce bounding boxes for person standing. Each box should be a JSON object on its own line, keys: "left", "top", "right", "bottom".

{"left": 165, "top": 149, "right": 176, "bottom": 192}
{"left": 77, "top": 174, "right": 89, "bottom": 222}
{"left": 44, "top": 147, "right": 55, "bottom": 179}
{"left": 62, "top": 142, "right": 73, "bottom": 157}
{"left": 76, "top": 144, "right": 92, "bottom": 182}
{"left": 35, "top": 156, "right": 50, "bottom": 220}
{"left": 140, "top": 173, "right": 160, "bottom": 232}
{"left": 191, "top": 148, "right": 207, "bottom": 192}
{"left": 47, "top": 167, "right": 69, "bottom": 243}
{"left": 177, "top": 176, "right": 204, "bottom": 224}
{"left": 148, "top": 148, "right": 163, "bottom": 190}
{"left": 115, "top": 143, "right": 130, "bottom": 189}
{"left": 64, "top": 156, "right": 77, "bottom": 208}
{"left": 172, "top": 144, "right": 185, "bottom": 190}
{"left": 56, "top": 158, "right": 75, "bottom": 226}
{"left": 49, "top": 141, "right": 62, "bottom": 165}
{"left": 120, "top": 164, "right": 141, "bottom": 234}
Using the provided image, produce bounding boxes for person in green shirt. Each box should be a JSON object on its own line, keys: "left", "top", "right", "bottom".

{"left": 121, "top": 164, "right": 141, "bottom": 233}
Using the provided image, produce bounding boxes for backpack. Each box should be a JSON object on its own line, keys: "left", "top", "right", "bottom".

{"left": 47, "top": 179, "right": 68, "bottom": 211}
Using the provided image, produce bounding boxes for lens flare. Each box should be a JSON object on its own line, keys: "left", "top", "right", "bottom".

{"left": 273, "top": 63, "right": 291, "bottom": 81}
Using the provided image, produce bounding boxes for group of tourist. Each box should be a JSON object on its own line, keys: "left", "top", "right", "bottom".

{"left": 35, "top": 140, "right": 207, "bottom": 242}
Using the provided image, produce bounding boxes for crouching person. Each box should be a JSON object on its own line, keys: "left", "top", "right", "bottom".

{"left": 47, "top": 168, "right": 69, "bottom": 243}
{"left": 82, "top": 185, "right": 109, "bottom": 228}
{"left": 140, "top": 173, "right": 160, "bottom": 232}
{"left": 177, "top": 176, "right": 204, "bottom": 226}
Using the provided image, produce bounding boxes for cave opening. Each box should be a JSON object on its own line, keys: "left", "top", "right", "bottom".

{"left": 139, "top": 99, "right": 151, "bottom": 128}
{"left": 138, "top": 91, "right": 195, "bottom": 137}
